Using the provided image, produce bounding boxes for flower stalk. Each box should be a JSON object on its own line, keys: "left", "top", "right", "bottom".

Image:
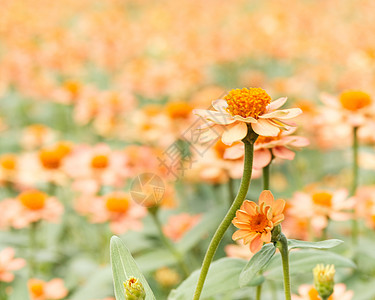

{"left": 276, "top": 232, "right": 291, "bottom": 300}
{"left": 351, "top": 126, "right": 359, "bottom": 246}
{"left": 148, "top": 206, "right": 190, "bottom": 277}
{"left": 193, "top": 127, "right": 258, "bottom": 300}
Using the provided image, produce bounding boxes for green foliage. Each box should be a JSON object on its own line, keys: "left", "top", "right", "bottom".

{"left": 287, "top": 239, "right": 343, "bottom": 250}
{"left": 110, "top": 236, "right": 155, "bottom": 300}
{"left": 239, "top": 243, "right": 276, "bottom": 287}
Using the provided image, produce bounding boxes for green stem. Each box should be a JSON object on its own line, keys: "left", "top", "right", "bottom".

{"left": 193, "top": 130, "right": 257, "bottom": 300}
{"left": 256, "top": 162, "right": 272, "bottom": 300}
{"left": 351, "top": 127, "right": 359, "bottom": 246}
{"left": 227, "top": 177, "right": 235, "bottom": 206}
{"left": 256, "top": 284, "right": 262, "bottom": 300}
{"left": 29, "top": 222, "right": 38, "bottom": 277}
{"left": 276, "top": 233, "right": 291, "bottom": 300}
{"left": 0, "top": 282, "right": 7, "bottom": 300}
{"left": 262, "top": 162, "right": 270, "bottom": 190}
{"left": 149, "top": 208, "right": 190, "bottom": 277}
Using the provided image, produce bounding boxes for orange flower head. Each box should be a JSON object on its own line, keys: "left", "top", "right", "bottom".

{"left": 166, "top": 101, "right": 193, "bottom": 119}
{"left": 0, "top": 154, "right": 17, "bottom": 170}
{"left": 39, "top": 149, "right": 62, "bottom": 169}
{"left": 91, "top": 154, "right": 109, "bottom": 169}
{"left": 339, "top": 90, "right": 371, "bottom": 111}
{"left": 19, "top": 190, "right": 47, "bottom": 210}
{"left": 232, "top": 190, "right": 285, "bottom": 253}
{"left": 213, "top": 139, "right": 232, "bottom": 159}
{"left": 225, "top": 88, "right": 271, "bottom": 119}
{"left": 63, "top": 80, "right": 81, "bottom": 99}
{"left": 29, "top": 279, "right": 45, "bottom": 297}
{"left": 255, "top": 131, "right": 282, "bottom": 145}
{"left": 105, "top": 194, "right": 130, "bottom": 213}
{"left": 312, "top": 192, "right": 332, "bottom": 207}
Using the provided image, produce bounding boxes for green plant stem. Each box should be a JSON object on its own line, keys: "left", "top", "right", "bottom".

{"left": 149, "top": 208, "right": 190, "bottom": 277}
{"left": 262, "top": 162, "right": 270, "bottom": 190}
{"left": 29, "top": 221, "right": 38, "bottom": 277}
{"left": 227, "top": 177, "right": 235, "bottom": 206}
{"left": 276, "top": 233, "right": 291, "bottom": 300}
{"left": 193, "top": 131, "right": 257, "bottom": 300}
{"left": 0, "top": 282, "right": 7, "bottom": 300}
{"left": 351, "top": 126, "right": 359, "bottom": 246}
{"left": 256, "top": 162, "right": 272, "bottom": 300}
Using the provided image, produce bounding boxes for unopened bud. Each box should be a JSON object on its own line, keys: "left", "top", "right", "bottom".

{"left": 124, "top": 277, "right": 145, "bottom": 300}
{"left": 313, "top": 264, "right": 335, "bottom": 299}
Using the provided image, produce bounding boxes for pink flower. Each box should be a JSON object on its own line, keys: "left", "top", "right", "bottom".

{"left": 292, "top": 283, "right": 353, "bottom": 300}
{"left": 28, "top": 278, "right": 68, "bottom": 300}
{"left": 0, "top": 248, "right": 26, "bottom": 282}
{"left": 289, "top": 189, "right": 354, "bottom": 235}
{"left": 194, "top": 88, "right": 302, "bottom": 145}
{"left": 0, "top": 190, "right": 64, "bottom": 229}
{"left": 75, "top": 191, "right": 147, "bottom": 235}
{"left": 163, "top": 213, "right": 201, "bottom": 242}
{"left": 224, "top": 128, "right": 309, "bottom": 169}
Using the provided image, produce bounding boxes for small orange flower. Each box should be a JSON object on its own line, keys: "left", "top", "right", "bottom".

{"left": 232, "top": 190, "right": 285, "bottom": 253}
{"left": 18, "top": 190, "right": 47, "bottom": 210}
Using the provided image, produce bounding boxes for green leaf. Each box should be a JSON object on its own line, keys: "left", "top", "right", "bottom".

{"left": 265, "top": 249, "right": 356, "bottom": 280}
{"left": 168, "top": 258, "right": 247, "bottom": 300}
{"left": 288, "top": 239, "right": 343, "bottom": 250}
{"left": 110, "top": 236, "right": 155, "bottom": 300}
{"left": 239, "top": 243, "right": 276, "bottom": 287}
{"left": 136, "top": 249, "right": 175, "bottom": 273}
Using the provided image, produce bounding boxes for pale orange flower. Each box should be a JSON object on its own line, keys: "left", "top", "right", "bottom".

{"left": 0, "top": 190, "right": 64, "bottom": 229}
{"left": 75, "top": 191, "right": 147, "bottom": 235}
{"left": 194, "top": 88, "right": 302, "bottom": 145}
{"left": 292, "top": 283, "right": 353, "bottom": 300}
{"left": 28, "top": 278, "right": 68, "bottom": 300}
{"left": 163, "top": 213, "right": 201, "bottom": 242}
{"left": 232, "top": 190, "right": 285, "bottom": 253}
{"left": 289, "top": 189, "right": 354, "bottom": 235}
{"left": 320, "top": 90, "right": 373, "bottom": 127}
{"left": 21, "top": 124, "right": 56, "bottom": 150}
{"left": 225, "top": 241, "right": 254, "bottom": 260}
{"left": 0, "top": 248, "right": 26, "bottom": 282}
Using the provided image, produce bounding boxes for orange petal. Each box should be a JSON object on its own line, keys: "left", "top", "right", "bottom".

{"left": 272, "top": 214, "right": 284, "bottom": 226}
{"left": 273, "top": 199, "right": 285, "bottom": 215}
{"left": 232, "top": 229, "right": 250, "bottom": 241}
{"left": 250, "top": 234, "right": 263, "bottom": 253}
{"left": 235, "top": 210, "right": 250, "bottom": 221}
{"left": 242, "top": 200, "right": 258, "bottom": 216}
{"left": 259, "top": 190, "right": 274, "bottom": 207}
{"left": 261, "top": 230, "right": 272, "bottom": 243}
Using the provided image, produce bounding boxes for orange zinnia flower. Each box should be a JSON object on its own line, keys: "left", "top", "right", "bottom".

{"left": 232, "top": 190, "right": 285, "bottom": 253}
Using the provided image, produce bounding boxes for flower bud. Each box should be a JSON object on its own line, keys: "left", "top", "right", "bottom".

{"left": 124, "top": 277, "right": 146, "bottom": 300}
{"left": 313, "top": 264, "right": 335, "bottom": 299}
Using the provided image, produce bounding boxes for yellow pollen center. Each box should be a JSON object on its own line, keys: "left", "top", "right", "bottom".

{"left": 312, "top": 192, "right": 332, "bottom": 207}
{"left": 105, "top": 196, "right": 130, "bottom": 213}
{"left": 249, "top": 213, "right": 269, "bottom": 232}
{"left": 339, "top": 90, "right": 372, "bottom": 111}
{"left": 19, "top": 190, "right": 47, "bottom": 210}
{"left": 166, "top": 101, "right": 193, "bottom": 119}
{"left": 29, "top": 280, "right": 45, "bottom": 297}
{"left": 224, "top": 88, "right": 271, "bottom": 118}
{"left": 63, "top": 80, "right": 81, "bottom": 99}
{"left": 0, "top": 154, "right": 17, "bottom": 170}
{"left": 91, "top": 155, "right": 109, "bottom": 169}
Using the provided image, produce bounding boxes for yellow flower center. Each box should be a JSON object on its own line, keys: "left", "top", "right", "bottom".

{"left": 339, "top": 90, "right": 372, "bottom": 111}
{"left": 249, "top": 213, "right": 269, "bottom": 232}
{"left": 0, "top": 154, "right": 17, "bottom": 170}
{"left": 105, "top": 195, "right": 130, "bottom": 213}
{"left": 91, "top": 154, "right": 109, "bottom": 169}
{"left": 39, "top": 142, "right": 72, "bottom": 170}
{"left": 19, "top": 190, "right": 47, "bottom": 210}
{"left": 225, "top": 88, "right": 271, "bottom": 118}
{"left": 29, "top": 279, "right": 45, "bottom": 297}
{"left": 166, "top": 101, "right": 193, "bottom": 119}
{"left": 63, "top": 80, "right": 81, "bottom": 99}
{"left": 312, "top": 192, "right": 332, "bottom": 207}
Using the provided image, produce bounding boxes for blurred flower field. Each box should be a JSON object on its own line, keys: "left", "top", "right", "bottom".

{"left": 1, "top": 0, "right": 375, "bottom": 299}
